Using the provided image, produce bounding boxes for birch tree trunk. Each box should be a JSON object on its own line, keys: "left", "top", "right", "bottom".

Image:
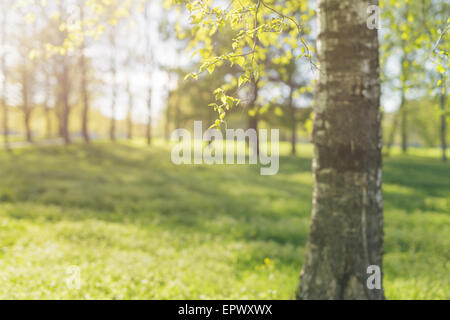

{"left": 297, "top": 0, "right": 384, "bottom": 300}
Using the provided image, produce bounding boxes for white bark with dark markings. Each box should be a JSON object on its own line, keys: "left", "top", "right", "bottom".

{"left": 297, "top": 0, "right": 384, "bottom": 300}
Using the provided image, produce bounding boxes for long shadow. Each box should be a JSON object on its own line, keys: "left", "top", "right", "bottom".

{"left": 0, "top": 143, "right": 313, "bottom": 248}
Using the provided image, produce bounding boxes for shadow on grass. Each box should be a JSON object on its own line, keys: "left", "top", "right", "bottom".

{"left": 0, "top": 143, "right": 313, "bottom": 248}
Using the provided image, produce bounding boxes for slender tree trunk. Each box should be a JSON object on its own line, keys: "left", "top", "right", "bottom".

{"left": 110, "top": 98, "right": 116, "bottom": 142}
{"left": 288, "top": 86, "right": 296, "bottom": 155}
{"left": 56, "top": 2, "right": 71, "bottom": 145}
{"left": 45, "top": 105, "right": 52, "bottom": 139}
{"left": 61, "top": 66, "right": 71, "bottom": 145}
{"left": 247, "top": 77, "right": 259, "bottom": 156}
{"left": 385, "top": 108, "right": 399, "bottom": 156}
{"left": 440, "top": 76, "right": 447, "bottom": 162}
{"left": 297, "top": 0, "right": 384, "bottom": 300}
{"left": 25, "top": 114, "right": 32, "bottom": 142}
{"left": 248, "top": 114, "right": 259, "bottom": 155}
{"left": 399, "top": 54, "right": 408, "bottom": 154}
{"left": 1, "top": 9, "right": 8, "bottom": 148}
{"left": 62, "top": 92, "right": 71, "bottom": 145}
{"left": 165, "top": 91, "right": 172, "bottom": 140}
{"left": 21, "top": 63, "right": 33, "bottom": 143}
{"left": 57, "top": 63, "right": 71, "bottom": 145}
{"left": 146, "top": 89, "right": 152, "bottom": 146}
{"left": 109, "top": 31, "right": 117, "bottom": 142}
{"left": 174, "top": 95, "right": 181, "bottom": 130}
{"left": 400, "top": 95, "right": 408, "bottom": 153}
{"left": 126, "top": 80, "right": 133, "bottom": 140}
{"left": 81, "top": 60, "right": 90, "bottom": 144}
{"left": 79, "top": 8, "right": 90, "bottom": 144}
{"left": 44, "top": 73, "right": 52, "bottom": 139}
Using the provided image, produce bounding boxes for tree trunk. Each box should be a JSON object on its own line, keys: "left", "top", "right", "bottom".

{"left": 288, "top": 86, "right": 296, "bottom": 155}
{"left": 45, "top": 105, "right": 52, "bottom": 139}
{"left": 44, "top": 73, "right": 52, "bottom": 139}
{"left": 400, "top": 96, "right": 408, "bottom": 153}
{"left": 109, "top": 30, "right": 117, "bottom": 142}
{"left": 399, "top": 54, "right": 408, "bottom": 154}
{"left": 56, "top": 3, "right": 71, "bottom": 145}
{"left": 110, "top": 104, "right": 116, "bottom": 142}
{"left": 80, "top": 8, "right": 90, "bottom": 144}
{"left": 1, "top": 10, "right": 8, "bottom": 148}
{"left": 24, "top": 111, "right": 32, "bottom": 143}
{"left": 62, "top": 95, "right": 71, "bottom": 145}
{"left": 297, "top": 0, "right": 384, "bottom": 300}
{"left": 146, "top": 89, "right": 152, "bottom": 146}
{"left": 165, "top": 91, "right": 172, "bottom": 140}
{"left": 247, "top": 77, "right": 259, "bottom": 156}
{"left": 1, "top": 6, "right": 9, "bottom": 149}
{"left": 384, "top": 107, "right": 399, "bottom": 156}
{"left": 440, "top": 76, "right": 447, "bottom": 162}
{"left": 81, "top": 64, "right": 90, "bottom": 144}
{"left": 61, "top": 64, "right": 71, "bottom": 145}
{"left": 126, "top": 80, "right": 133, "bottom": 140}
{"left": 21, "top": 63, "right": 32, "bottom": 143}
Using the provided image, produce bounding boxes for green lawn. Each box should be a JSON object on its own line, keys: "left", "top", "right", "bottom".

{"left": 0, "top": 141, "right": 448, "bottom": 299}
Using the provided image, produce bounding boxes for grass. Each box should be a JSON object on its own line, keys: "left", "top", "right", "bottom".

{"left": 0, "top": 140, "right": 448, "bottom": 299}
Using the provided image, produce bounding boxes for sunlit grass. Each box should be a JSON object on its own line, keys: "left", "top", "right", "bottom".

{"left": 0, "top": 141, "right": 448, "bottom": 299}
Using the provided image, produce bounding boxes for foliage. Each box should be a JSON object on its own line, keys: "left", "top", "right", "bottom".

{"left": 169, "top": 0, "right": 315, "bottom": 128}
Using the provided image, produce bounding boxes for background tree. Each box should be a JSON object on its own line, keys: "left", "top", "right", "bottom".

{"left": 0, "top": 0, "right": 10, "bottom": 148}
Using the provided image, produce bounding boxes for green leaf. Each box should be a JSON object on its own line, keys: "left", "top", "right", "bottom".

{"left": 207, "top": 64, "right": 215, "bottom": 74}
{"left": 238, "top": 74, "right": 248, "bottom": 88}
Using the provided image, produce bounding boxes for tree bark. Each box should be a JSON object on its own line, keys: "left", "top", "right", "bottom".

{"left": 297, "top": 0, "right": 384, "bottom": 300}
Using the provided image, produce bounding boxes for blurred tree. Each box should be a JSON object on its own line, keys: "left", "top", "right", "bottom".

{"left": 419, "top": 0, "right": 449, "bottom": 161}
{"left": 382, "top": 0, "right": 449, "bottom": 159}
{"left": 265, "top": 58, "right": 313, "bottom": 155}
{"left": 382, "top": 1, "right": 423, "bottom": 154}
{"left": 53, "top": 0, "right": 75, "bottom": 144}
{"left": 125, "top": 64, "right": 134, "bottom": 140}
{"left": 0, "top": 0, "right": 10, "bottom": 148}
{"left": 108, "top": 26, "right": 118, "bottom": 142}
{"left": 79, "top": 2, "right": 91, "bottom": 143}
